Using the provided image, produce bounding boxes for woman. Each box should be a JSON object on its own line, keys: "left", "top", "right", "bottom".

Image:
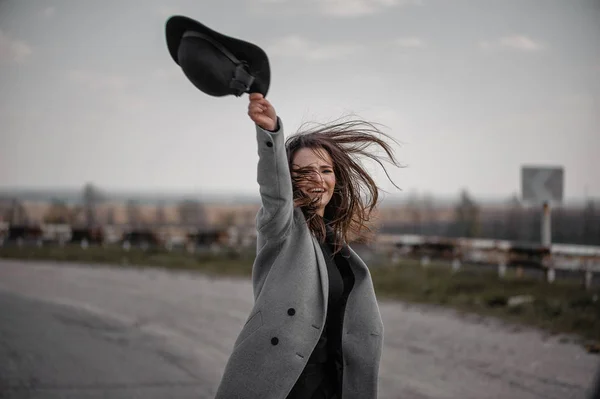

{"left": 214, "top": 93, "right": 401, "bottom": 399}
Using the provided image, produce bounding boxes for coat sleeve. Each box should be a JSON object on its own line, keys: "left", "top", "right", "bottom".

{"left": 254, "top": 117, "right": 294, "bottom": 239}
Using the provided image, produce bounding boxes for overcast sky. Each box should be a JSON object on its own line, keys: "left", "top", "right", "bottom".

{"left": 1, "top": 0, "right": 599, "bottom": 202}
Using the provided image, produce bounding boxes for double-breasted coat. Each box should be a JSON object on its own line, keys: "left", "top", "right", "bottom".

{"left": 214, "top": 119, "right": 384, "bottom": 399}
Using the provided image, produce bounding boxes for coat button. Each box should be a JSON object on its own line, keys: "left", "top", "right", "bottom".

{"left": 287, "top": 308, "right": 295, "bottom": 316}
{"left": 271, "top": 337, "right": 279, "bottom": 345}
{"left": 266, "top": 141, "right": 273, "bottom": 147}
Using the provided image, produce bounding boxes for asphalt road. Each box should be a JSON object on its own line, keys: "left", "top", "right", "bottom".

{"left": 0, "top": 259, "right": 598, "bottom": 399}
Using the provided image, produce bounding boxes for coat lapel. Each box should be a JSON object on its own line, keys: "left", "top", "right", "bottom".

{"left": 311, "top": 234, "right": 329, "bottom": 319}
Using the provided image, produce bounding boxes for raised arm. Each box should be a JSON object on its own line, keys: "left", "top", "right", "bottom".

{"left": 248, "top": 93, "right": 294, "bottom": 239}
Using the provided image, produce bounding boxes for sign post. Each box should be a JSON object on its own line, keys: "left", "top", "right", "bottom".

{"left": 521, "top": 165, "right": 564, "bottom": 283}
{"left": 541, "top": 201, "right": 551, "bottom": 247}
{"left": 521, "top": 165, "right": 564, "bottom": 242}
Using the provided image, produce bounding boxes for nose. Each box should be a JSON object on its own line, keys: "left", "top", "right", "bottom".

{"left": 308, "top": 170, "right": 324, "bottom": 184}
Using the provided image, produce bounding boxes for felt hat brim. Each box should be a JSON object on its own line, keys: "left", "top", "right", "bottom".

{"left": 165, "top": 15, "right": 270, "bottom": 97}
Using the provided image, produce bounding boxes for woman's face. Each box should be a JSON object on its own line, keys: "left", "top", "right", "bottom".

{"left": 292, "top": 147, "right": 336, "bottom": 216}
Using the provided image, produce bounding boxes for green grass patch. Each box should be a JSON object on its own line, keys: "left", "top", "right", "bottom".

{"left": 370, "top": 261, "right": 600, "bottom": 342}
{"left": 0, "top": 245, "right": 256, "bottom": 277}
{"left": 1, "top": 245, "right": 599, "bottom": 343}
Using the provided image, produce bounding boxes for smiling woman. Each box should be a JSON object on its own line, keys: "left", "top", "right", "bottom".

{"left": 285, "top": 117, "right": 403, "bottom": 255}
{"left": 291, "top": 147, "right": 336, "bottom": 214}
{"left": 213, "top": 92, "right": 403, "bottom": 399}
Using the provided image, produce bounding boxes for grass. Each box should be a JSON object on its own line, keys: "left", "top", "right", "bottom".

{"left": 0, "top": 244, "right": 256, "bottom": 276}
{"left": 370, "top": 261, "right": 600, "bottom": 344}
{"left": 1, "top": 244, "right": 599, "bottom": 346}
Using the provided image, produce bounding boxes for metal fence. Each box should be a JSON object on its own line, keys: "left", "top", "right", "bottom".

{"left": 376, "top": 234, "right": 600, "bottom": 289}
{"left": 1, "top": 223, "right": 598, "bottom": 289}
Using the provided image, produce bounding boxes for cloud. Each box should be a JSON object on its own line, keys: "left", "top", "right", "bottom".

{"left": 394, "top": 37, "right": 426, "bottom": 48}
{"left": 250, "top": 0, "right": 422, "bottom": 17}
{"left": 151, "top": 67, "right": 180, "bottom": 81}
{"left": 112, "top": 93, "right": 148, "bottom": 113}
{"left": 156, "top": 6, "right": 181, "bottom": 18}
{"left": 43, "top": 7, "right": 55, "bottom": 18}
{"left": 499, "top": 35, "right": 544, "bottom": 51}
{"left": 267, "top": 35, "right": 363, "bottom": 61}
{"left": 66, "top": 69, "right": 147, "bottom": 112}
{"left": 479, "top": 35, "right": 545, "bottom": 52}
{"left": 319, "top": 0, "right": 422, "bottom": 17}
{"left": 0, "top": 30, "right": 32, "bottom": 64}
{"left": 68, "top": 69, "right": 131, "bottom": 91}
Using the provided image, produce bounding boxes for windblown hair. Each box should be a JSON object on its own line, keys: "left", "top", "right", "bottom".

{"left": 285, "top": 116, "right": 403, "bottom": 254}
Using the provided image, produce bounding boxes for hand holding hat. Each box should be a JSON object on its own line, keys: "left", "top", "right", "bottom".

{"left": 248, "top": 93, "right": 278, "bottom": 131}
{"left": 165, "top": 15, "right": 271, "bottom": 98}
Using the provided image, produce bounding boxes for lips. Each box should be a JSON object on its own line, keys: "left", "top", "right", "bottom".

{"left": 308, "top": 187, "right": 326, "bottom": 194}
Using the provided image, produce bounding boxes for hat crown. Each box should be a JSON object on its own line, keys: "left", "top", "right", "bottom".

{"left": 178, "top": 37, "right": 234, "bottom": 96}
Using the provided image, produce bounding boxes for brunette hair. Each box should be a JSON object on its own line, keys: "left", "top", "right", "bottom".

{"left": 285, "top": 116, "right": 402, "bottom": 253}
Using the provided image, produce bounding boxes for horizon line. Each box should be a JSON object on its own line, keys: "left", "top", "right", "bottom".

{"left": 0, "top": 185, "right": 596, "bottom": 204}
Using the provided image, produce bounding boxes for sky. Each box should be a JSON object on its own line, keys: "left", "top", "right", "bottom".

{"left": 1, "top": 0, "right": 599, "bottom": 203}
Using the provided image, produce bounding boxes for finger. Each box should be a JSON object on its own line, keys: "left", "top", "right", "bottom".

{"left": 248, "top": 100, "right": 266, "bottom": 108}
{"left": 250, "top": 96, "right": 268, "bottom": 106}
{"left": 248, "top": 109, "right": 263, "bottom": 118}
{"left": 248, "top": 106, "right": 264, "bottom": 116}
{"left": 249, "top": 93, "right": 263, "bottom": 101}
{"left": 257, "top": 98, "right": 271, "bottom": 108}
{"left": 248, "top": 105, "right": 265, "bottom": 114}
{"left": 248, "top": 100, "right": 267, "bottom": 110}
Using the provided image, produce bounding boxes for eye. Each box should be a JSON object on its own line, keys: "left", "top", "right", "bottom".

{"left": 323, "top": 169, "right": 333, "bottom": 174}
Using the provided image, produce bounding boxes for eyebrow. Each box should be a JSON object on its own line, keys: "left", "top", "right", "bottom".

{"left": 292, "top": 164, "right": 333, "bottom": 170}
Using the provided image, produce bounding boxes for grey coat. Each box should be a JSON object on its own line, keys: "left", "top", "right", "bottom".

{"left": 214, "top": 119, "right": 384, "bottom": 399}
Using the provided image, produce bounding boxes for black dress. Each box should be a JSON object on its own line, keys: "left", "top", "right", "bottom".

{"left": 287, "top": 230, "right": 355, "bottom": 399}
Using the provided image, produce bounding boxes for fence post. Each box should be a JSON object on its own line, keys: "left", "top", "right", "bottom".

{"left": 544, "top": 255, "right": 555, "bottom": 283}
{"left": 498, "top": 260, "right": 507, "bottom": 278}
{"left": 546, "top": 268, "right": 556, "bottom": 283}
{"left": 584, "top": 260, "right": 594, "bottom": 290}
{"left": 451, "top": 258, "right": 461, "bottom": 273}
{"left": 585, "top": 270, "right": 593, "bottom": 290}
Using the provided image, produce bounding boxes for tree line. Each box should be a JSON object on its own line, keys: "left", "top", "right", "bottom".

{"left": 3, "top": 184, "right": 599, "bottom": 246}
{"left": 2, "top": 183, "right": 209, "bottom": 230}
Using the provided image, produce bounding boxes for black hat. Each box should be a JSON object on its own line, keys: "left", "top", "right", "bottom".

{"left": 165, "top": 15, "right": 270, "bottom": 97}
